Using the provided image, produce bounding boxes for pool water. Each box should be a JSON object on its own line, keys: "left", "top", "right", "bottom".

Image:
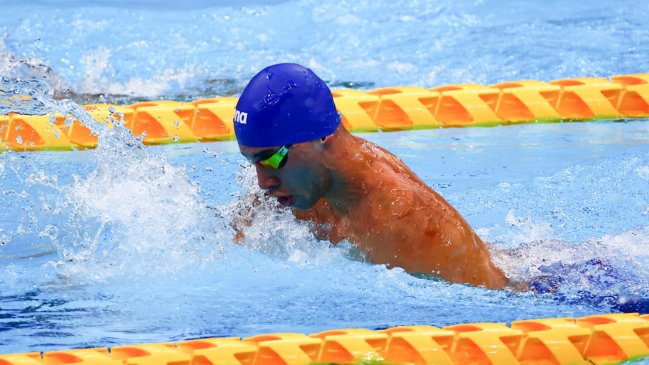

{"left": 1, "top": 0, "right": 649, "bottom": 360}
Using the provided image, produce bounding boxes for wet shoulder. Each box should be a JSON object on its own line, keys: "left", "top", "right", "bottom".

{"left": 366, "top": 160, "right": 420, "bottom": 221}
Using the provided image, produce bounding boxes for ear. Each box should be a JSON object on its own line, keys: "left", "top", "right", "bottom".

{"left": 320, "top": 134, "right": 333, "bottom": 144}
{"left": 313, "top": 133, "right": 334, "bottom": 151}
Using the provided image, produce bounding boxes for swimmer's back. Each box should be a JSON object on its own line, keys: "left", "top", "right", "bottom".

{"left": 296, "top": 136, "right": 508, "bottom": 288}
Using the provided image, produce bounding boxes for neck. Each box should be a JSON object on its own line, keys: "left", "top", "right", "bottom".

{"left": 320, "top": 132, "right": 368, "bottom": 215}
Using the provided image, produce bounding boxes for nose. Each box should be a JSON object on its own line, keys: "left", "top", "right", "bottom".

{"left": 255, "top": 164, "right": 280, "bottom": 191}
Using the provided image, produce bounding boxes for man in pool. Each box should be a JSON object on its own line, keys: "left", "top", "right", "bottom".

{"left": 233, "top": 63, "right": 508, "bottom": 289}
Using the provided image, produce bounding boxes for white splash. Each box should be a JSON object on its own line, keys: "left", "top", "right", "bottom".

{"left": 78, "top": 46, "right": 203, "bottom": 98}
{"left": 1, "top": 77, "right": 227, "bottom": 281}
{"left": 220, "top": 163, "right": 352, "bottom": 269}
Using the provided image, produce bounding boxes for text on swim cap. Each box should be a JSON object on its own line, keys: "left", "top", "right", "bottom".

{"left": 234, "top": 110, "right": 248, "bottom": 125}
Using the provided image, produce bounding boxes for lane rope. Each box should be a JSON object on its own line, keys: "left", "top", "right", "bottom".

{"left": 1, "top": 74, "right": 648, "bottom": 151}
{"left": 1, "top": 313, "right": 648, "bottom": 364}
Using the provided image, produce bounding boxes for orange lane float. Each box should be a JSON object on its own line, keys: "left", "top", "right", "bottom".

{"left": 1, "top": 73, "right": 648, "bottom": 152}
{"left": 1, "top": 313, "right": 649, "bottom": 364}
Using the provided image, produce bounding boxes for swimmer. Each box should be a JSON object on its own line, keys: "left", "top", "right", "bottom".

{"left": 233, "top": 63, "right": 508, "bottom": 289}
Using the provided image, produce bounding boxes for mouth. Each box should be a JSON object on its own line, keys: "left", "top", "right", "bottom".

{"left": 276, "top": 195, "right": 295, "bottom": 207}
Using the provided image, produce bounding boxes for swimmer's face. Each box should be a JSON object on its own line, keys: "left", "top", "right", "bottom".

{"left": 239, "top": 140, "right": 331, "bottom": 210}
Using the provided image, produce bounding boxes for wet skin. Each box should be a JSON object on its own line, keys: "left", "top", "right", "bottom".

{"left": 239, "top": 125, "right": 508, "bottom": 289}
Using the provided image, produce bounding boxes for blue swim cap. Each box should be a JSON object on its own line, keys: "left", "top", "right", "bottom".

{"left": 234, "top": 63, "right": 340, "bottom": 147}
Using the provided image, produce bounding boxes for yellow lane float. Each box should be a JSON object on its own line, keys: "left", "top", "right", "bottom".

{"left": 1, "top": 313, "right": 648, "bottom": 364}
{"left": 0, "top": 73, "right": 648, "bottom": 152}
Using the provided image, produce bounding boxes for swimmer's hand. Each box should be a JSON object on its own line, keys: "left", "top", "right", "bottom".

{"left": 230, "top": 193, "right": 264, "bottom": 244}
{"left": 232, "top": 227, "right": 245, "bottom": 243}
{"left": 230, "top": 208, "right": 254, "bottom": 244}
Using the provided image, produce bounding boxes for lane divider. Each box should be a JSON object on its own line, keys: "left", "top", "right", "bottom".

{"left": 1, "top": 74, "right": 648, "bottom": 152}
{"left": 1, "top": 313, "right": 648, "bottom": 364}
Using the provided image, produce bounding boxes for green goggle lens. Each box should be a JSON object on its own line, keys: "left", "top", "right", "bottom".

{"left": 256, "top": 145, "right": 290, "bottom": 170}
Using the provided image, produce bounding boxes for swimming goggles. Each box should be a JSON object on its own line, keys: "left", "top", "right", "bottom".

{"left": 252, "top": 145, "right": 291, "bottom": 170}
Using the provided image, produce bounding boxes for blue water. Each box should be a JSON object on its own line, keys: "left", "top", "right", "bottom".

{"left": 2, "top": 0, "right": 647, "bottom": 101}
{"left": 1, "top": 0, "right": 649, "bottom": 362}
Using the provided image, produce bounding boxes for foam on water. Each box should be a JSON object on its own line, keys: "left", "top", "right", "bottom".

{"left": 0, "top": 78, "right": 227, "bottom": 282}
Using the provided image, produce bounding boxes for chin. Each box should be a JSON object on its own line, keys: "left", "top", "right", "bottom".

{"left": 292, "top": 201, "right": 311, "bottom": 211}
{"left": 293, "top": 196, "right": 318, "bottom": 211}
